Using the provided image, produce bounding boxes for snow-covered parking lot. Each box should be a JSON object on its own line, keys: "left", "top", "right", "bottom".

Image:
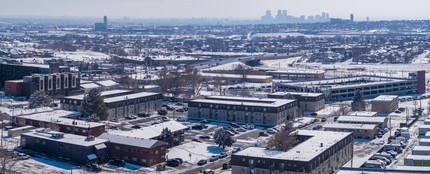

{"left": 166, "top": 142, "right": 228, "bottom": 164}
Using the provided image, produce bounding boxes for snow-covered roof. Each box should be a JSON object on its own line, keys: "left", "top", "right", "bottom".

{"left": 349, "top": 111, "right": 378, "bottom": 117}
{"left": 95, "top": 80, "right": 118, "bottom": 87}
{"left": 63, "top": 89, "right": 132, "bottom": 100}
{"left": 80, "top": 83, "right": 100, "bottom": 89}
{"left": 201, "top": 73, "right": 272, "bottom": 80}
{"left": 413, "top": 146, "right": 430, "bottom": 151}
{"left": 103, "top": 92, "right": 160, "bottom": 103}
{"left": 372, "top": 95, "right": 398, "bottom": 102}
{"left": 323, "top": 123, "right": 377, "bottom": 130}
{"left": 235, "top": 130, "right": 351, "bottom": 161}
{"left": 23, "top": 128, "right": 108, "bottom": 147}
{"left": 269, "top": 92, "right": 324, "bottom": 97}
{"left": 337, "top": 116, "right": 386, "bottom": 123}
{"left": 192, "top": 96, "right": 295, "bottom": 107}
{"left": 267, "top": 70, "right": 325, "bottom": 75}
{"left": 106, "top": 121, "right": 187, "bottom": 139}
{"left": 98, "top": 132, "right": 167, "bottom": 148}
{"left": 0, "top": 107, "right": 53, "bottom": 117}
{"left": 405, "top": 154, "right": 430, "bottom": 160}
{"left": 17, "top": 110, "right": 104, "bottom": 128}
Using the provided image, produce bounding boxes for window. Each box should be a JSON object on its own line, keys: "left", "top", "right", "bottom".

{"left": 40, "top": 80, "right": 44, "bottom": 90}
{"left": 132, "top": 157, "right": 137, "bottom": 161}
{"left": 48, "top": 79, "right": 52, "bottom": 90}
{"left": 115, "top": 146, "right": 120, "bottom": 150}
{"left": 123, "top": 156, "right": 129, "bottom": 160}
{"left": 155, "top": 150, "right": 159, "bottom": 154}
{"left": 56, "top": 77, "right": 60, "bottom": 89}
{"left": 141, "top": 159, "right": 147, "bottom": 163}
{"left": 64, "top": 77, "right": 68, "bottom": 88}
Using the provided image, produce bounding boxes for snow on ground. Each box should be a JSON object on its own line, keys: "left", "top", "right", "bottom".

{"left": 54, "top": 51, "right": 110, "bottom": 62}
{"left": 258, "top": 56, "right": 303, "bottom": 69}
{"left": 166, "top": 142, "right": 227, "bottom": 164}
{"left": 205, "top": 61, "right": 250, "bottom": 71}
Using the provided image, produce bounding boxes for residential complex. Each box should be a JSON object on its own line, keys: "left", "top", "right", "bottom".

{"left": 267, "top": 92, "right": 325, "bottom": 112}
{"left": 188, "top": 96, "right": 299, "bottom": 127}
{"left": 371, "top": 95, "right": 399, "bottom": 113}
{"left": 323, "top": 123, "right": 377, "bottom": 139}
{"left": 231, "top": 130, "right": 353, "bottom": 174}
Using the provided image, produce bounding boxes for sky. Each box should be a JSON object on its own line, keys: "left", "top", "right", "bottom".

{"left": 1, "top": 0, "right": 429, "bottom": 21}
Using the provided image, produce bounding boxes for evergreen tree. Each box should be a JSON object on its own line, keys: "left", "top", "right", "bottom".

{"left": 28, "top": 91, "right": 52, "bottom": 109}
{"left": 213, "top": 128, "right": 235, "bottom": 149}
{"left": 159, "top": 128, "right": 175, "bottom": 147}
{"left": 81, "top": 89, "right": 109, "bottom": 121}
{"left": 351, "top": 90, "right": 366, "bottom": 111}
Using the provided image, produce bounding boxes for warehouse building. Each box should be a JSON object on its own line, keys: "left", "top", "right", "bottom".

{"left": 188, "top": 96, "right": 299, "bottom": 127}
{"left": 267, "top": 70, "right": 325, "bottom": 80}
{"left": 268, "top": 92, "right": 325, "bottom": 112}
{"left": 231, "top": 130, "right": 353, "bottom": 174}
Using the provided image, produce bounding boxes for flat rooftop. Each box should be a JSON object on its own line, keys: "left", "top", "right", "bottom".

{"left": 372, "top": 95, "right": 398, "bottom": 102}
{"left": 337, "top": 116, "right": 387, "bottom": 123}
{"left": 201, "top": 73, "right": 272, "bottom": 80}
{"left": 269, "top": 92, "right": 324, "bottom": 97}
{"left": 23, "top": 129, "right": 108, "bottom": 147}
{"left": 405, "top": 154, "right": 430, "bottom": 160}
{"left": 63, "top": 89, "right": 132, "bottom": 100}
{"left": 192, "top": 96, "right": 295, "bottom": 107}
{"left": 104, "top": 92, "right": 160, "bottom": 103}
{"left": 99, "top": 132, "right": 166, "bottom": 148}
{"left": 106, "top": 121, "right": 187, "bottom": 139}
{"left": 267, "top": 70, "right": 325, "bottom": 75}
{"left": 234, "top": 130, "right": 351, "bottom": 161}
{"left": 323, "top": 123, "right": 377, "bottom": 130}
{"left": 17, "top": 110, "right": 104, "bottom": 128}
{"left": 413, "top": 146, "right": 430, "bottom": 151}
{"left": 349, "top": 111, "right": 378, "bottom": 117}
{"left": 279, "top": 76, "right": 413, "bottom": 90}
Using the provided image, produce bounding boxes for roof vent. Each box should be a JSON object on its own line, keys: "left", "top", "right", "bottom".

{"left": 320, "top": 143, "right": 324, "bottom": 147}
{"left": 86, "top": 135, "right": 95, "bottom": 141}
{"left": 51, "top": 133, "right": 64, "bottom": 139}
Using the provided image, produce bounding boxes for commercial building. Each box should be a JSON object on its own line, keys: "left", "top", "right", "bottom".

{"left": 371, "top": 95, "right": 399, "bottom": 113}
{"left": 336, "top": 116, "right": 388, "bottom": 128}
{"left": 61, "top": 90, "right": 162, "bottom": 120}
{"left": 275, "top": 73, "right": 424, "bottom": 102}
{"left": 268, "top": 92, "right": 325, "bottom": 112}
{"left": 201, "top": 72, "right": 273, "bottom": 83}
{"left": 349, "top": 111, "right": 378, "bottom": 117}
{"left": 323, "top": 123, "right": 377, "bottom": 139}
{"left": 419, "top": 139, "right": 430, "bottom": 146}
{"left": 14, "top": 110, "right": 106, "bottom": 137}
{"left": 98, "top": 132, "right": 167, "bottom": 167}
{"left": 106, "top": 121, "right": 187, "bottom": 146}
{"left": 21, "top": 128, "right": 109, "bottom": 165}
{"left": 412, "top": 146, "right": 430, "bottom": 155}
{"left": 267, "top": 70, "right": 325, "bottom": 80}
{"left": 95, "top": 16, "right": 108, "bottom": 31}
{"left": 188, "top": 96, "right": 299, "bottom": 127}
{"left": 0, "top": 61, "right": 71, "bottom": 86}
{"left": 231, "top": 130, "right": 353, "bottom": 174}
{"left": 4, "top": 72, "right": 81, "bottom": 98}
{"left": 404, "top": 155, "right": 430, "bottom": 166}
{"left": 419, "top": 125, "right": 430, "bottom": 135}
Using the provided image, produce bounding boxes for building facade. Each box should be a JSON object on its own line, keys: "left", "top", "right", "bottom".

{"left": 371, "top": 95, "right": 399, "bottom": 113}
{"left": 268, "top": 92, "right": 325, "bottom": 112}
{"left": 188, "top": 96, "right": 299, "bottom": 127}
{"left": 21, "top": 129, "right": 109, "bottom": 165}
{"left": 99, "top": 133, "right": 167, "bottom": 167}
{"left": 0, "top": 62, "right": 70, "bottom": 86}
{"left": 323, "top": 123, "right": 377, "bottom": 139}
{"left": 231, "top": 130, "right": 353, "bottom": 174}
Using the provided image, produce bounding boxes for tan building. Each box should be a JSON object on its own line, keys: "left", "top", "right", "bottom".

{"left": 337, "top": 116, "right": 388, "bottom": 128}
{"left": 231, "top": 130, "right": 353, "bottom": 174}
{"left": 188, "top": 96, "right": 299, "bottom": 127}
{"left": 201, "top": 72, "right": 273, "bottom": 83}
{"left": 371, "top": 95, "right": 399, "bottom": 113}
{"left": 268, "top": 92, "right": 325, "bottom": 112}
{"left": 323, "top": 123, "right": 377, "bottom": 139}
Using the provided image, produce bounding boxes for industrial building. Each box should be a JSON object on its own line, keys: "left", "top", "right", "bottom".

{"left": 231, "top": 130, "right": 353, "bottom": 174}
{"left": 188, "top": 96, "right": 299, "bottom": 127}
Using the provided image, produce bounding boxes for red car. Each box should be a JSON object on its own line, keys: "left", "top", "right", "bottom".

{"left": 259, "top": 131, "right": 269, "bottom": 137}
{"left": 192, "top": 139, "right": 202, "bottom": 143}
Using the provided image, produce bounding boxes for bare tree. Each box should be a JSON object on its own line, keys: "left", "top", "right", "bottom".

{"left": 336, "top": 104, "right": 352, "bottom": 116}
{"left": 233, "top": 64, "right": 252, "bottom": 82}
{"left": 267, "top": 129, "right": 297, "bottom": 151}
{"left": 0, "top": 141, "right": 18, "bottom": 174}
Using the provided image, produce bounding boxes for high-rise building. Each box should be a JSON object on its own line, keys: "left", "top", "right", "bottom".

{"left": 350, "top": 14, "right": 354, "bottom": 22}
{"left": 103, "top": 16, "right": 108, "bottom": 28}
{"left": 366, "top": 17, "right": 370, "bottom": 22}
{"left": 95, "top": 16, "right": 108, "bottom": 31}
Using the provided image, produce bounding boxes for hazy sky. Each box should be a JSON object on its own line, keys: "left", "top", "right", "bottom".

{"left": 1, "top": 0, "right": 429, "bottom": 21}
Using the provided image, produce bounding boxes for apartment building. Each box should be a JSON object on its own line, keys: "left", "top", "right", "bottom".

{"left": 268, "top": 92, "right": 325, "bottom": 112}
{"left": 371, "top": 95, "right": 399, "bottom": 113}
{"left": 323, "top": 123, "right": 377, "bottom": 139}
{"left": 336, "top": 116, "right": 388, "bottom": 128}
{"left": 231, "top": 130, "right": 353, "bottom": 174}
{"left": 188, "top": 96, "right": 299, "bottom": 127}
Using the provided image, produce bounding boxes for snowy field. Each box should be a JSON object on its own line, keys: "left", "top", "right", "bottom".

{"left": 54, "top": 51, "right": 110, "bottom": 62}
{"left": 166, "top": 142, "right": 228, "bottom": 164}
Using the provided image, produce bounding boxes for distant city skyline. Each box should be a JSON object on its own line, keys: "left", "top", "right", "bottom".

{"left": 1, "top": 0, "right": 429, "bottom": 21}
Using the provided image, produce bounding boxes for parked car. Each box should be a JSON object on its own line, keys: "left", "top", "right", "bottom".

{"left": 219, "top": 152, "right": 228, "bottom": 158}
{"left": 176, "top": 109, "right": 186, "bottom": 112}
{"left": 237, "top": 128, "right": 247, "bottom": 132}
{"left": 209, "top": 155, "right": 219, "bottom": 162}
{"left": 192, "top": 138, "right": 202, "bottom": 143}
{"left": 109, "top": 159, "right": 125, "bottom": 167}
{"left": 232, "top": 147, "right": 241, "bottom": 153}
{"left": 310, "top": 112, "right": 318, "bottom": 116}
{"left": 86, "top": 163, "right": 101, "bottom": 172}
{"left": 165, "top": 106, "right": 175, "bottom": 111}
{"left": 16, "top": 153, "right": 30, "bottom": 160}
{"left": 199, "top": 135, "right": 210, "bottom": 139}
{"left": 203, "top": 169, "right": 215, "bottom": 174}
{"left": 174, "top": 158, "right": 183, "bottom": 164}
{"left": 333, "top": 116, "right": 339, "bottom": 121}
{"left": 321, "top": 118, "right": 327, "bottom": 122}
{"left": 259, "top": 131, "right": 269, "bottom": 137}
{"left": 197, "top": 159, "right": 208, "bottom": 165}
{"left": 200, "top": 120, "right": 210, "bottom": 124}
{"left": 125, "top": 116, "right": 135, "bottom": 120}
{"left": 161, "top": 116, "right": 170, "bottom": 122}
{"left": 230, "top": 123, "right": 240, "bottom": 128}
{"left": 158, "top": 109, "right": 168, "bottom": 115}
{"left": 313, "top": 125, "right": 323, "bottom": 130}
{"left": 138, "top": 113, "right": 151, "bottom": 117}
{"left": 166, "top": 159, "right": 180, "bottom": 167}
{"left": 176, "top": 117, "right": 188, "bottom": 122}
{"left": 222, "top": 161, "right": 231, "bottom": 169}
{"left": 266, "top": 128, "right": 276, "bottom": 134}
{"left": 131, "top": 125, "right": 141, "bottom": 129}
